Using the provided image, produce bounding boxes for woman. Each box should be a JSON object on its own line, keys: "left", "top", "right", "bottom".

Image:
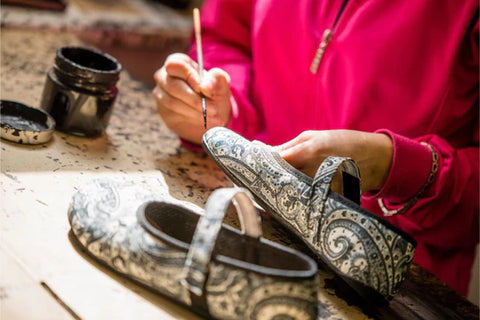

{"left": 153, "top": 0, "right": 479, "bottom": 296}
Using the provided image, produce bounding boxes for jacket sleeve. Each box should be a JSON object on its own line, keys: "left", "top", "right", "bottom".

{"left": 371, "top": 131, "right": 479, "bottom": 250}
{"left": 189, "top": 0, "right": 262, "bottom": 140}
{"left": 366, "top": 19, "right": 479, "bottom": 251}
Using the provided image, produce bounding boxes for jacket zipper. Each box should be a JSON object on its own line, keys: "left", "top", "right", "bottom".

{"left": 310, "top": 0, "right": 350, "bottom": 73}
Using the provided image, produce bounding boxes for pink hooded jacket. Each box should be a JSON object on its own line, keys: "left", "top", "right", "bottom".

{"left": 190, "top": 0, "right": 479, "bottom": 295}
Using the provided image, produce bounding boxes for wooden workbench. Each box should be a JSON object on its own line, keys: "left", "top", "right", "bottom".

{"left": 1, "top": 28, "right": 478, "bottom": 320}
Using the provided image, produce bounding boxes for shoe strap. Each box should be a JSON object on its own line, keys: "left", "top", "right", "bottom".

{"left": 312, "top": 156, "right": 361, "bottom": 211}
{"left": 181, "top": 188, "right": 262, "bottom": 297}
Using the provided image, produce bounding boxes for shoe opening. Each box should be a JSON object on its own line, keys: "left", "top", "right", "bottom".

{"left": 140, "top": 201, "right": 316, "bottom": 276}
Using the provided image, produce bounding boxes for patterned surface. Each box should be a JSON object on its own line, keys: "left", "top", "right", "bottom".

{"left": 69, "top": 178, "right": 319, "bottom": 319}
{"left": 69, "top": 178, "right": 194, "bottom": 306}
{"left": 207, "top": 263, "right": 318, "bottom": 320}
{"left": 203, "top": 127, "right": 416, "bottom": 301}
{"left": 183, "top": 188, "right": 263, "bottom": 296}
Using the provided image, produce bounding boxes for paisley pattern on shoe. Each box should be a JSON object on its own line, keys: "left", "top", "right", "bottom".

{"left": 203, "top": 127, "right": 416, "bottom": 301}
{"left": 69, "top": 178, "right": 319, "bottom": 319}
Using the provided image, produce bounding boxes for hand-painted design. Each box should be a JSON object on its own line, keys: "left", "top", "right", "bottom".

{"left": 68, "top": 178, "right": 193, "bottom": 306}
{"left": 217, "top": 154, "right": 313, "bottom": 235}
{"left": 308, "top": 156, "right": 360, "bottom": 233}
{"left": 182, "top": 188, "right": 262, "bottom": 296}
{"left": 206, "top": 264, "right": 318, "bottom": 320}
{"left": 312, "top": 156, "right": 359, "bottom": 204}
{"left": 203, "top": 127, "right": 416, "bottom": 301}
{"left": 69, "top": 178, "right": 319, "bottom": 319}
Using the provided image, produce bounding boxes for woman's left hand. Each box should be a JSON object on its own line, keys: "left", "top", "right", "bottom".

{"left": 277, "top": 130, "right": 394, "bottom": 193}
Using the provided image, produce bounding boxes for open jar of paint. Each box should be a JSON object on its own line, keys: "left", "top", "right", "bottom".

{"left": 40, "top": 46, "right": 122, "bottom": 137}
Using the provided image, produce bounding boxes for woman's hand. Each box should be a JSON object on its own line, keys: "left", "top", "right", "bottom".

{"left": 153, "top": 53, "right": 232, "bottom": 145}
{"left": 277, "top": 130, "right": 394, "bottom": 193}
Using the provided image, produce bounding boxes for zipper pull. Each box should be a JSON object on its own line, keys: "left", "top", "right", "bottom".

{"left": 310, "top": 29, "right": 333, "bottom": 74}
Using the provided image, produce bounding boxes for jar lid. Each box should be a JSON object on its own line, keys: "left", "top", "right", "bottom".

{"left": 0, "top": 100, "right": 56, "bottom": 144}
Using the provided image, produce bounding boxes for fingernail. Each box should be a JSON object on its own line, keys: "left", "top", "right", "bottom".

{"left": 200, "top": 82, "right": 213, "bottom": 96}
{"left": 200, "top": 77, "right": 212, "bottom": 89}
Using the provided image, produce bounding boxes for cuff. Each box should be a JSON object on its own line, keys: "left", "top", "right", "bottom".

{"left": 364, "top": 129, "right": 432, "bottom": 203}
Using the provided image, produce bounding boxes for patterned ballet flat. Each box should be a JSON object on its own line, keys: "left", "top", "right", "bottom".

{"left": 203, "top": 127, "right": 416, "bottom": 303}
{"left": 68, "top": 179, "right": 319, "bottom": 319}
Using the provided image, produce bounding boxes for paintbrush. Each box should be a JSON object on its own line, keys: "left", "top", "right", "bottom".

{"left": 193, "top": 8, "right": 207, "bottom": 129}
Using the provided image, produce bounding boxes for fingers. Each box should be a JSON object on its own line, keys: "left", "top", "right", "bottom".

{"left": 152, "top": 53, "right": 233, "bottom": 142}
{"left": 252, "top": 140, "right": 275, "bottom": 152}
{"left": 165, "top": 56, "right": 231, "bottom": 99}
{"left": 277, "top": 131, "right": 322, "bottom": 177}
{"left": 164, "top": 53, "right": 201, "bottom": 92}
{"left": 201, "top": 68, "right": 231, "bottom": 98}
{"left": 277, "top": 131, "right": 312, "bottom": 152}
{"left": 154, "top": 61, "right": 203, "bottom": 113}
{"left": 279, "top": 141, "right": 311, "bottom": 168}
{"left": 159, "top": 54, "right": 231, "bottom": 110}
{"left": 152, "top": 84, "right": 202, "bottom": 122}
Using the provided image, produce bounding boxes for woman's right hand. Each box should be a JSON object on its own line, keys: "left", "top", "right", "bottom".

{"left": 153, "top": 53, "right": 232, "bottom": 145}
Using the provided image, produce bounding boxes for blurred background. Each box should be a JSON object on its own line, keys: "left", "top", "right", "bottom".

{"left": 1, "top": 0, "right": 205, "bottom": 87}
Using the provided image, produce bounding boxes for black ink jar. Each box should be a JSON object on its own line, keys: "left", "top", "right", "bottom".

{"left": 40, "top": 46, "right": 122, "bottom": 137}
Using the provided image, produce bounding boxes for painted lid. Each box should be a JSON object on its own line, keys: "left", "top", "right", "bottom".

{"left": 0, "top": 100, "right": 56, "bottom": 144}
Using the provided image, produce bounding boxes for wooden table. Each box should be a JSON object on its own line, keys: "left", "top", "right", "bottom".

{"left": 1, "top": 28, "right": 478, "bottom": 320}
